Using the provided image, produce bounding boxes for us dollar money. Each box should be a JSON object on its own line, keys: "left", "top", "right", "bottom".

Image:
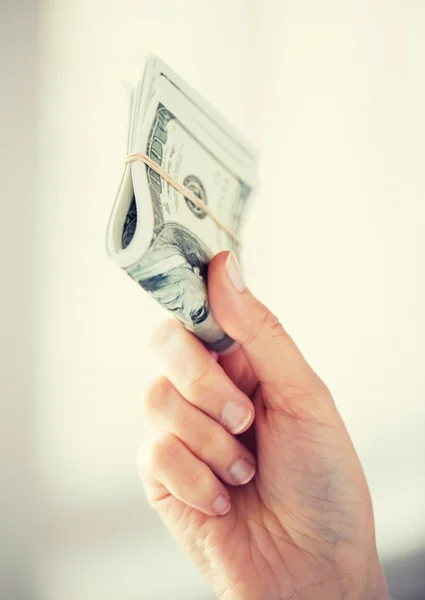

{"left": 106, "top": 56, "right": 257, "bottom": 353}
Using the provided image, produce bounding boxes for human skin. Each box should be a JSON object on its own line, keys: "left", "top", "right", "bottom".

{"left": 139, "top": 251, "right": 388, "bottom": 600}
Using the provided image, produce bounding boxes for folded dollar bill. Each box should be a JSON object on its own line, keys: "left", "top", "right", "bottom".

{"left": 106, "top": 56, "right": 257, "bottom": 352}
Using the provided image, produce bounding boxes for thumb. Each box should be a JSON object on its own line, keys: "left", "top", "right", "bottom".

{"left": 208, "top": 251, "right": 327, "bottom": 411}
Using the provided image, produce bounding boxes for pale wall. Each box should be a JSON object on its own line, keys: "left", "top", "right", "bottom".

{"left": 33, "top": 1, "right": 425, "bottom": 599}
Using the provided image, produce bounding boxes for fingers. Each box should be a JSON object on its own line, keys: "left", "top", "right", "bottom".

{"left": 150, "top": 319, "right": 255, "bottom": 435}
{"left": 218, "top": 346, "right": 258, "bottom": 398}
{"left": 144, "top": 376, "right": 256, "bottom": 487}
{"left": 139, "top": 431, "right": 232, "bottom": 516}
{"left": 208, "top": 251, "right": 325, "bottom": 398}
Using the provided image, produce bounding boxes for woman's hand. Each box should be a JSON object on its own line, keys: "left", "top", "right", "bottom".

{"left": 138, "top": 251, "right": 388, "bottom": 600}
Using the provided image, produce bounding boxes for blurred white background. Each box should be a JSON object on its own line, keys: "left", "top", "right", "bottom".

{"left": 2, "top": 0, "right": 425, "bottom": 599}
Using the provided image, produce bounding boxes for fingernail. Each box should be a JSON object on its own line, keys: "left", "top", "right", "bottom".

{"left": 229, "top": 458, "right": 256, "bottom": 485}
{"left": 225, "top": 251, "right": 246, "bottom": 292}
{"left": 221, "top": 401, "right": 252, "bottom": 434}
{"left": 212, "top": 493, "right": 231, "bottom": 515}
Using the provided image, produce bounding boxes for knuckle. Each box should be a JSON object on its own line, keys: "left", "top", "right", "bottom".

{"left": 296, "top": 370, "right": 332, "bottom": 405}
{"left": 313, "top": 379, "right": 336, "bottom": 414}
{"left": 149, "top": 318, "right": 182, "bottom": 350}
{"left": 187, "top": 468, "right": 211, "bottom": 495}
{"left": 181, "top": 360, "right": 213, "bottom": 393}
{"left": 314, "top": 377, "right": 332, "bottom": 400}
{"left": 144, "top": 376, "right": 173, "bottom": 418}
{"left": 243, "top": 302, "right": 287, "bottom": 347}
{"left": 149, "top": 432, "right": 176, "bottom": 470}
{"left": 197, "top": 427, "right": 228, "bottom": 457}
{"left": 260, "top": 306, "right": 288, "bottom": 340}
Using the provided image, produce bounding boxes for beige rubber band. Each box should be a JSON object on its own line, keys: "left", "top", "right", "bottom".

{"left": 125, "top": 151, "right": 241, "bottom": 246}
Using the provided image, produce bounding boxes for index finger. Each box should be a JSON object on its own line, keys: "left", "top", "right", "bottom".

{"left": 208, "top": 252, "right": 324, "bottom": 399}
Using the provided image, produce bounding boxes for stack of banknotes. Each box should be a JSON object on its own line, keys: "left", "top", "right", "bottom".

{"left": 106, "top": 56, "right": 257, "bottom": 352}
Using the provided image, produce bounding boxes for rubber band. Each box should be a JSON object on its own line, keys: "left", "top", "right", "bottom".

{"left": 125, "top": 152, "right": 241, "bottom": 246}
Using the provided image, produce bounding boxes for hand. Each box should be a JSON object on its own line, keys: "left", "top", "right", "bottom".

{"left": 139, "top": 251, "right": 388, "bottom": 600}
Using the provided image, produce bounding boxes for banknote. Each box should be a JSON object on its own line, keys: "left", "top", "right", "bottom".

{"left": 106, "top": 56, "right": 257, "bottom": 352}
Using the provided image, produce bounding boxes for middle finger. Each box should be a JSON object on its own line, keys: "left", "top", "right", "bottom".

{"left": 150, "top": 320, "right": 255, "bottom": 435}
